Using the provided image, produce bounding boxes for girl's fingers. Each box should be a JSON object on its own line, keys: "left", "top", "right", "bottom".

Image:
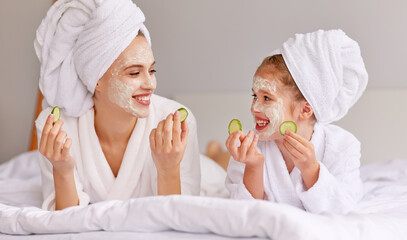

{"left": 172, "top": 111, "right": 181, "bottom": 146}
{"left": 283, "top": 139, "right": 302, "bottom": 159}
{"left": 54, "top": 131, "right": 67, "bottom": 153}
{"left": 239, "top": 131, "right": 253, "bottom": 158}
{"left": 45, "top": 120, "right": 64, "bottom": 156}
{"left": 155, "top": 120, "right": 164, "bottom": 150}
{"left": 149, "top": 129, "right": 156, "bottom": 152}
{"left": 163, "top": 114, "right": 174, "bottom": 149}
{"left": 229, "top": 132, "right": 242, "bottom": 161}
{"left": 285, "top": 130, "right": 310, "bottom": 147}
{"left": 180, "top": 120, "right": 189, "bottom": 144}
{"left": 285, "top": 135, "right": 307, "bottom": 154}
{"left": 39, "top": 114, "right": 54, "bottom": 153}
{"left": 248, "top": 134, "right": 259, "bottom": 155}
{"left": 61, "top": 138, "right": 72, "bottom": 158}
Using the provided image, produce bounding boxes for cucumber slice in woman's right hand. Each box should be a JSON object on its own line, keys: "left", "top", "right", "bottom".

{"left": 51, "top": 106, "right": 60, "bottom": 123}
{"left": 228, "top": 119, "right": 242, "bottom": 135}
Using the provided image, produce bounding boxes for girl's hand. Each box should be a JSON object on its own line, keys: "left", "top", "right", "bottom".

{"left": 225, "top": 130, "right": 264, "bottom": 169}
{"left": 149, "top": 111, "right": 189, "bottom": 174}
{"left": 39, "top": 114, "right": 75, "bottom": 176}
{"left": 282, "top": 130, "right": 320, "bottom": 186}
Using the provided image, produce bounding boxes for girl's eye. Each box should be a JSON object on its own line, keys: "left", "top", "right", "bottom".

{"left": 252, "top": 94, "right": 257, "bottom": 99}
{"left": 264, "top": 96, "right": 271, "bottom": 101}
{"left": 129, "top": 72, "right": 140, "bottom": 76}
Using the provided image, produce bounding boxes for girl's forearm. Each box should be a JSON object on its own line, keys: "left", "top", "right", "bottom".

{"left": 53, "top": 169, "right": 79, "bottom": 210}
{"left": 157, "top": 167, "right": 181, "bottom": 195}
{"left": 243, "top": 165, "right": 264, "bottom": 199}
{"left": 301, "top": 162, "right": 320, "bottom": 190}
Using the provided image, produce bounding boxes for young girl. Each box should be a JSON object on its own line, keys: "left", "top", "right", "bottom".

{"left": 225, "top": 29, "right": 368, "bottom": 214}
{"left": 35, "top": 0, "right": 200, "bottom": 211}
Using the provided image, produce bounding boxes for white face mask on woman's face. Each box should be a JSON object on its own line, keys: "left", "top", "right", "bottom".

{"left": 106, "top": 36, "right": 156, "bottom": 118}
{"left": 251, "top": 76, "right": 285, "bottom": 140}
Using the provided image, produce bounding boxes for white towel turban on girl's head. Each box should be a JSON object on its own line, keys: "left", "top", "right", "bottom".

{"left": 34, "top": 0, "right": 151, "bottom": 117}
{"left": 273, "top": 29, "right": 368, "bottom": 124}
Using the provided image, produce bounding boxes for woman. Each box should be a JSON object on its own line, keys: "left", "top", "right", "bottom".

{"left": 35, "top": 0, "right": 200, "bottom": 211}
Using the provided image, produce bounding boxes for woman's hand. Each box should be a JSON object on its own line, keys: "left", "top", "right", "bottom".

{"left": 225, "top": 130, "right": 264, "bottom": 168}
{"left": 282, "top": 130, "right": 320, "bottom": 189}
{"left": 39, "top": 114, "right": 75, "bottom": 176}
{"left": 149, "top": 111, "right": 189, "bottom": 175}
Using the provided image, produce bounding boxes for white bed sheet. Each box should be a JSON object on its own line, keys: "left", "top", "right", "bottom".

{"left": 1, "top": 151, "right": 407, "bottom": 240}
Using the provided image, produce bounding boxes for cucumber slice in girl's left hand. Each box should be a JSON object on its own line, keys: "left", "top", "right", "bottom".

{"left": 279, "top": 121, "right": 297, "bottom": 136}
{"left": 51, "top": 106, "right": 60, "bottom": 123}
{"left": 228, "top": 119, "right": 242, "bottom": 135}
{"left": 177, "top": 108, "right": 188, "bottom": 122}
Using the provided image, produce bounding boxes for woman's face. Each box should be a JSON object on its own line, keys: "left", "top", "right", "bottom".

{"left": 250, "top": 72, "right": 296, "bottom": 141}
{"left": 97, "top": 35, "right": 156, "bottom": 118}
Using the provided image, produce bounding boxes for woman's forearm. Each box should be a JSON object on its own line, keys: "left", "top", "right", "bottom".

{"left": 243, "top": 165, "right": 264, "bottom": 199}
{"left": 53, "top": 169, "right": 79, "bottom": 210}
{"left": 157, "top": 168, "right": 181, "bottom": 195}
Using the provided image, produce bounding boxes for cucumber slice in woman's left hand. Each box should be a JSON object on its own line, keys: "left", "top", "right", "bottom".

{"left": 279, "top": 121, "right": 297, "bottom": 136}
{"left": 51, "top": 106, "right": 60, "bottom": 123}
{"left": 177, "top": 108, "right": 188, "bottom": 122}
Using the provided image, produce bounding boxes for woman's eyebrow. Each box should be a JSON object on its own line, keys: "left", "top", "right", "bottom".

{"left": 124, "top": 61, "right": 156, "bottom": 71}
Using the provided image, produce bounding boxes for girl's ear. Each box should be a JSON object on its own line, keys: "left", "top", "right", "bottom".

{"left": 299, "top": 101, "right": 314, "bottom": 120}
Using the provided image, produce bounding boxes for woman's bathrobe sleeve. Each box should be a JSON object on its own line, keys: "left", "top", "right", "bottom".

{"left": 35, "top": 108, "right": 90, "bottom": 211}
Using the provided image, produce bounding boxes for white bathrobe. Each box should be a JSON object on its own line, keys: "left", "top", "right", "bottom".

{"left": 36, "top": 95, "right": 201, "bottom": 211}
{"left": 226, "top": 123, "right": 363, "bottom": 214}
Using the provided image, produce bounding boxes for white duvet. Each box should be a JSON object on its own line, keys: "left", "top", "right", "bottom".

{"left": 1, "top": 151, "right": 407, "bottom": 240}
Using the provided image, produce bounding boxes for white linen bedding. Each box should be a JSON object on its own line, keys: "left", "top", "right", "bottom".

{"left": 1, "top": 151, "right": 407, "bottom": 240}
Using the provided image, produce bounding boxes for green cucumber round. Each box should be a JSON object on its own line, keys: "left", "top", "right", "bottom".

{"left": 177, "top": 108, "right": 188, "bottom": 123}
{"left": 51, "top": 106, "right": 60, "bottom": 123}
{"left": 279, "top": 121, "right": 297, "bottom": 135}
{"left": 228, "top": 119, "right": 242, "bottom": 135}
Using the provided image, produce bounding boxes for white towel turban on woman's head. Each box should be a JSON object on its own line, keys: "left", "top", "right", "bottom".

{"left": 272, "top": 29, "right": 368, "bottom": 124}
{"left": 34, "top": 0, "right": 151, "bottom": 117}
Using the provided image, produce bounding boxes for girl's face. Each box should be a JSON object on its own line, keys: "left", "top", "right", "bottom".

{"left": 251, "top": 73, "right": 296, "bottom": 141}
{"left": 97, "top": 35, "right": 156, "bottom": 118}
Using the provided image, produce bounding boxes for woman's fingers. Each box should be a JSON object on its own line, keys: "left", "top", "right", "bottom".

{"left": 155, "top": 120, "right": 164, "bottom": 150}
{"left": 61, "top": 138, "right": 72, "bottom": 158}
{"left": 172, "top": 111, "right": 181, "bottom": 146}
{"left": 45, "top": 120, "right": 64, "bottom": 157}
{"left": 54, "top": 130, "right": 67, "bottom": 153}
{"left": 39, "top": 114, "right": 54, "bottom": 154}
{"left": 180, "top": 120, "right": 189, "bottom": 144}
{"left": 163, "top": 114, "right": 174, "bottom": 149}
{"left": 149, "top": 129, "right": 156, "bottom": 152}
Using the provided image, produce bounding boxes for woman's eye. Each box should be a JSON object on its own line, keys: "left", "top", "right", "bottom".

{"left": 129, "top": 72, "right": 140, "bottom": 76}
{"left": 150, "top": 69, "right": 156, "bottom": 74}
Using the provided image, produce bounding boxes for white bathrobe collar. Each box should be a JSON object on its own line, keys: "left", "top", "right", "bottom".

{"left": 259, "top": 122, "right": 325, "bottom": 207}
{"left": 78, "top": 106, "right": 156, "bottom": 201}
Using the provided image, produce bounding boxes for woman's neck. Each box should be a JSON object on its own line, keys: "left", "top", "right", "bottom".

{"left": 93, "top": 105, "right": 137, "bottom": 146}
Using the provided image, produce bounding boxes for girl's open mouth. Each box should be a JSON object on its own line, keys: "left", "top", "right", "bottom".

{"left": 255, "top": 117, "right": 270, "bottom": 131}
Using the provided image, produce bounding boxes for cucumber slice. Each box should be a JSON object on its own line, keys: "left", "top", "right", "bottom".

{"left": 177, "top": 108, "right": 188, "bottom": 122}
{"left": 51, "top": 106, "right": 60, "bottom": 123}
{"left": 279, "top": 121, "right": 297, "bottom": 135}
{"left": 228, "top": 119, "right": 242, "bottom": 135}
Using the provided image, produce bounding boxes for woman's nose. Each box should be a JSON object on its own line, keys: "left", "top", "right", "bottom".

{"left": 141, "top": 74, "right": 156, "bottom": 89}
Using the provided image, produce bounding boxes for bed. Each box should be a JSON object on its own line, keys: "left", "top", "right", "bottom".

{"left": 1, "top": 90, "right": 407, "bottom": 239}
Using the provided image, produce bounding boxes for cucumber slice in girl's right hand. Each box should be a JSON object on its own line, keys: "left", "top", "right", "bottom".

{"left": 228, "top": 119, "right": 242, "bottom": 135}
{"left": 279, "top": 121, "right": 297, "bottom": 136}
{"left": 51, "top": 106, "right": 60, "bottom": 123}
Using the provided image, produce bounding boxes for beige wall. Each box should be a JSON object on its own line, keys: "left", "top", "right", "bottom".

{"left": 1, "top": 0, "right": 406, "bottom": 163}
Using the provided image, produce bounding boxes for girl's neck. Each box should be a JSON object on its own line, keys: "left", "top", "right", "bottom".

{"left": 93, "top": 105, "right": 137, "bottom": 146}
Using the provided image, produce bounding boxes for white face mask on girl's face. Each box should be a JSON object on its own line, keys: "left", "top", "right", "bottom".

{"left": 251, "top": 76, "right": 285, "bottom": 140}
